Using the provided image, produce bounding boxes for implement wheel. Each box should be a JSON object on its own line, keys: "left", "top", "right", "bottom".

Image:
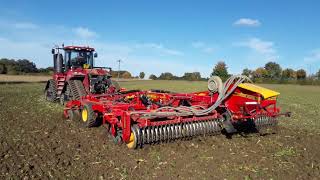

{"left": 67, "top": 109, "right": 81, "bottom": 121}
{"left": 126, "top": 125, "right": 139, "bottom": 149}
{"left": 81, "top": 103, "right": 99, "bottom": 128}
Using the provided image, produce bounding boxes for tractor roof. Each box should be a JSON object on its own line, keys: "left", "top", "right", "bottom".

{"left": 63, "top": 46, "right": 95, "bottom": 51}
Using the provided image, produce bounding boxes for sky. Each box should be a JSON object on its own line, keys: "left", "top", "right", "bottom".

{"left": 0, "top": 0, "right": 320, "bottom": 78}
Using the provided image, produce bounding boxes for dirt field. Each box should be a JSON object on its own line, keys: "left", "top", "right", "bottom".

{"left": 0, "top": 81, "right": 319, "bottom": 179}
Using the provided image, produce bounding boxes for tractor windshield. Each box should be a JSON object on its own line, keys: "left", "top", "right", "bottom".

{"left": 65, "top": 50, "right": 94, "bottom": 69}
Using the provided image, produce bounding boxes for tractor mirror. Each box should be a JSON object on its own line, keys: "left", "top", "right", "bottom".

{"left": 51, "top": 49, "right": 55, "bottom": 54}
{"left": 94, "top": 52, "right": 98, "bottom": 58}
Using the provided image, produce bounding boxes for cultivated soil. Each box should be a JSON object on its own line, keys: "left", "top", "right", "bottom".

{"left": 0, "top": 81, "right": 319, "bottom": 179}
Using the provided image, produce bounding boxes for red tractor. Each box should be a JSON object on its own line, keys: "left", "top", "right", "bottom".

{"left": 44, "top": 45, "right": 290, "bottom": 149}
{"left": 44, "top": 45, "right": 120, "bottom": 104}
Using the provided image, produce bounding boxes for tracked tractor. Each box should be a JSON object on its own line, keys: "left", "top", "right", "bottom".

{"left": 45, "top": 46, "right": 290, "bottom": 149}
{"left": 44, "top": 45, "right": 120, "bottom": 105}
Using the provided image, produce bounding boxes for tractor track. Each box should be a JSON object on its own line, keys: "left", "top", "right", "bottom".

{"left": 68, "top": 80, "right": 87, "bottom": 100}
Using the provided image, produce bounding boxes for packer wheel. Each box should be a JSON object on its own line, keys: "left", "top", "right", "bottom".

{"left": 67, "top": 109, "right": 80, "bottom": 121}
{"left": 81, "top": 103, "right": 99, "bottom": 128}
{"left": 126, "top": 126, "right": 139, "bottom": 149}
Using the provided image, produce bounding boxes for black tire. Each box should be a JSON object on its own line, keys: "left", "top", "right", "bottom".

{"left": 81, "top": 103, "right": 99, "bottom": 128}
{"left": 45, "top": 79, "right": 57, "bottom": 102}
{"left": 67, "top": 109, "right": 81, "bottom": 121}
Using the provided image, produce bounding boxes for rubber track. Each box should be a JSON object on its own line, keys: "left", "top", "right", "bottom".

{"left": 68, "top": 80, "right": 87, "bottom": 100}
{"left": 47, "top": 79, "right": 58, "bottom": 102}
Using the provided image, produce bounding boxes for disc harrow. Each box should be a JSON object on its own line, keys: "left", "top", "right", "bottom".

{"left": 131, "top": 118, "right": 222, "bottom": 146}
{"left": 64, "top": 75, "right": 291, "bottom": 149}
{"left": 254, "top": 116, "right": 278, "bottom": 129}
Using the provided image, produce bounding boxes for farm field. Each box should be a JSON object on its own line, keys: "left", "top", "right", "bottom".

{"left": 0, "top": 75, "right": 144, "bottom": 84}
{"left": 0, "top": 80, "right": 320, "bottom": 179}
{"left": 0, "top": 75, "right": 51, "bottom": 83}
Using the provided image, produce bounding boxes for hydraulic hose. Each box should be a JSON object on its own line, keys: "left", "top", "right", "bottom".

{"left": 131, "top": 75, "right": 252, "bottom": 119}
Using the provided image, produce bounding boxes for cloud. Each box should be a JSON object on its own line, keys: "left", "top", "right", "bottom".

{"left": 191, "top": 41, "right": 215, "bottom": 54}
{"left": 0, "top": 17, "right": 218, "bottom": 77}
{"left": 303, "top": 49, "right": 320, "bottom": 63}
{"left": 233, "top": 18, "right": 261, "bottom": 27}
{"left": 85, "top": 42, "right": 209, "bottom": 77}
{"left": 234, "top": 38, "right": 275, "bottom": 54}
{"left": 134, "top": 43, "right": 183, "bottom": 56}
{"left": 0, "top": 19, "right": 39, "bottom": 30}
{"left": 0, "top": 33, "right": 193, "bottom": 76}
{"left": 203, "top": 47, "right": 215, "bottom": 53}
{"left": 13, "top": 22, "right": 38, "bottom": 29}
{"left": 0, "top": 37, "right": 49, "bottom": 67}
{"left": 73, "top": 27, "right": 98, "bottom": 39}
{"left": 0, "top": 36, "right": 201, "bottom": 76}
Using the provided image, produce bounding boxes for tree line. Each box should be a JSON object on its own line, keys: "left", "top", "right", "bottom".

{"left": 1, "top": 58, "right": 320, "bottom": 85}
{"left": 241, "top": 62, "right": 309, "bottom": 81}
{"left": 241, "top": 62, "right": 320, "bottom": 84}
{"left": 150, "top": 61, "right": 320, "bottom": 85}
{"left": 210, "top": 61, "right": 320, "bottom": 85}
{"left": 0, "top": 58, "right": 204, "bottom": 80}
{"left": 0, "top": 58, "right": 53, "bottom": 75}
{"left": 149, "top": 72, "right": 204, "bottom": 81}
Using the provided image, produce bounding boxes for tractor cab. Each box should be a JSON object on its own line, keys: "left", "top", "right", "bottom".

{"left": 52, "top": 45, "right": 97, "bottom": 73}
{"left": 64, "top": 46, "right": 97, "bottom": 70}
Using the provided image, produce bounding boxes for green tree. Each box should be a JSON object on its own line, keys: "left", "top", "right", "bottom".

{"left": 0, "top": 58, "right": 38, "bottom": 74}
{"left": 317, "top": 69, "right": 320, "bottom": 80}
{"left": 253, "top": 67, "right": 268, "bottom": 78}
{"left": 211, "top": 61, "right": 229, "bottom": 79}
{"left": 149, "top": 74, "right": 157, "bottom": 80}
{"left": 264, "top": 62, "right": 282, "bottom": 79}
{"left": 159, "top": 72, "right": 174, "bottom": 80}
{"left": 182, "top": 72, "right": 201, "bottom": 81}
{"left": 0, "top": 58, "right": 18, "bottom": 74}
{"left": 282, "top": 68, "right": 296, "bottom": 80}
{"left": 16, "top": 59, "right": 37, "bottom": 73}
{"left": 0, "top": 64, "right": 7, "bottom": 74}
{"left": 139, "top": 72, "right": 145, "bottom": 79}
{"left": 296, "top": 69, "right": 306, "bottom": 80}
{"left": 242, "top": 68, "right": 253, "bottom": 77}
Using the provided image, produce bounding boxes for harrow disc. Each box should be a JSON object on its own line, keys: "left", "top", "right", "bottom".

{"left": 254, "top": 116, "right": 278, "bottom": 130}
{"left": 128, "top": 119, "right": 222, "bottom": 149}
